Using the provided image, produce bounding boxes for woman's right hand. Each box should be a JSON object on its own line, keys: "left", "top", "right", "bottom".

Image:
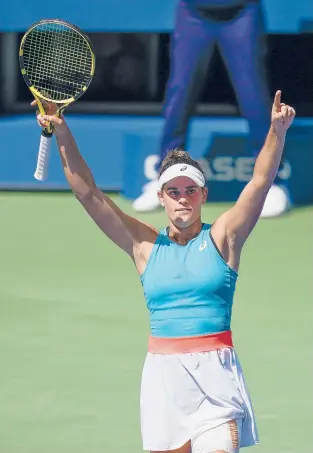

{"left": 31, "top": 99, "right": 67, "bottom": 135}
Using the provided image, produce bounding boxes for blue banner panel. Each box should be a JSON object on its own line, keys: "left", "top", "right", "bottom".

{"left": 121, "top": 118, "right": 313, "bottom": 205}
{"left": 0, "top": 115, "right": 312, "bottom": 205}
{"left": 1, "top": 0, "right": 313, "bottom": 33}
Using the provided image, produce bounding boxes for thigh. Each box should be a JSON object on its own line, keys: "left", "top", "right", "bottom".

{"left": 160, "top": 1, "right": 216, "bottom": 157}
{"left": 217, "top": 2, "right": 271, "bottom": 116}
{"left": 169, "top": 1, "right": 216, "bottom": 84}
{"left": 151, "top": 440, "right": 191, "bottom": 453}
{"left": 192, "top": 419, "right": 242, "bottom": 453}
{"left": 218, "top": 2, "right": 266, "bottom": 64}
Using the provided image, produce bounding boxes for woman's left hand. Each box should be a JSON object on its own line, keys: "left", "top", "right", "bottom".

{"left": 271, "top": 90, "right": 296, "bottom": 138}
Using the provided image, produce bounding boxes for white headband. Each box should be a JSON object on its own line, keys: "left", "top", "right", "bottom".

{"left": 158, "top": 163, "right": 205, "bottom": 190}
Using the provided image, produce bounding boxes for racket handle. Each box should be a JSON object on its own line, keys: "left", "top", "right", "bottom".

{"left": 34, "top": 131, "right": 52, "bottom": 181}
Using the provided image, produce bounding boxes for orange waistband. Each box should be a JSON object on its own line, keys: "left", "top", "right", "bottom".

{"left": 148, "top": 330, "right": 233, "bottom": 354}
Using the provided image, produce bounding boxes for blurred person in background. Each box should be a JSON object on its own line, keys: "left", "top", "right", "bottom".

{"left": 132, "top": 0, "right": 292, "bottom": 217}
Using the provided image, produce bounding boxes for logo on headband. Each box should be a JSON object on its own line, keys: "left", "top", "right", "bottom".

{"left": 180, "top": 166, "right": 187, "bottom": 171}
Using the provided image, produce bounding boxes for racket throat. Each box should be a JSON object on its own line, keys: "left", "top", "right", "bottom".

{"left": 42, "top": 127, "right": 54, "bottom": 137}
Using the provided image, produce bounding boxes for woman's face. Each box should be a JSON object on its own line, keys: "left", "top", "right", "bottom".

{"left": 158, "top": 176, "right": 208, "bottom": 228}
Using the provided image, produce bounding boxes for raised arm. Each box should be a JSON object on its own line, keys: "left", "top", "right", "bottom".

{"left": 211, "top": 91, "right": 295, "bottom": 268}
{"left": 35, "top": 105, "right": 158, "bottom": 264}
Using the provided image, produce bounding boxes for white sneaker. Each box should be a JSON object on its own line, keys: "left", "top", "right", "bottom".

{"left": 132, "top": 180, "right": 161, "bottom": 212}
{"left": 260, "top": 184, "right": 292, "bottom": 218}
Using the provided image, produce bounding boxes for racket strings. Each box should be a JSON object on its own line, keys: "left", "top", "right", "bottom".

{"left": 22, "top": 22, "right": 93, "bottom": 101}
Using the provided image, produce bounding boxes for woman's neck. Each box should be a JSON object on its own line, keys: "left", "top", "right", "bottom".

{"left": 167, "top": 219, "right": 203, "bottom": 245}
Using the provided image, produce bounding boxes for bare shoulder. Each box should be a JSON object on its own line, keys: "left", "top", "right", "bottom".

{"left": 132, "top": 218, "right": 159, "bottom": 275}
{"left": 209, "top": 210, "right": 240, "bottom": 272}
{"left": 132, "top": 216, "right": 159, "bottom": 243}
{"left": 209, "top": 211, "right": 228, "bottom": 251}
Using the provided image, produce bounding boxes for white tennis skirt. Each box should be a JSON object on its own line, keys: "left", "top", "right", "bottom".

{"left": 140, "top": 347, "right": 259, "bottom": 451}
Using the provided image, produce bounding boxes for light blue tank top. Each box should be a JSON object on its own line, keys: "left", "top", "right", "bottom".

{"left": 140, "top": 223, "right": 238, "bottom": 338}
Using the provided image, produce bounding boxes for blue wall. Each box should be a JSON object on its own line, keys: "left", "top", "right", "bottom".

{"left": 1, "top": 0, "right": 313, "bottom": 33}
{"left": 1, "top": 115, "right": 312, "bottom": 204}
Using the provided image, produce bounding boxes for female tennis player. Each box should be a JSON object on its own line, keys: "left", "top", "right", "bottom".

{"left": 34, "top": 91, "right": 295, "bottom": 453}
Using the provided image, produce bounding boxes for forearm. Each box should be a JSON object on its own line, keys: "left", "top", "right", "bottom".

{"left": 253, "top": 125, "right": 286, "bottom": 188}
{"left": 55, "top": 119, "right": 96, "bottom": 197}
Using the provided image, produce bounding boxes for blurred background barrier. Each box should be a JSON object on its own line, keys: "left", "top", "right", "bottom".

{"left": 1, "top": 1, "right": 312, "bottom": 204}
{"left": 1, "top": 0, "right": 313, "bottom": 32}
{"left": 1, "top": 116, "right": 312, "bottom": 204}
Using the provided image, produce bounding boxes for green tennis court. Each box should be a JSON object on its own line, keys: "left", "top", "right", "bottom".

{"left": 0, "top": 192, "right": 311, "bottom": 453}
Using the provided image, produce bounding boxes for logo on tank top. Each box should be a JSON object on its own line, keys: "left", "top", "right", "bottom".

{"left": 180, "top": 166, "right": 187, "bottom": 171}
{"left": 199, "top": 240, "right": 207, "bottom": 251}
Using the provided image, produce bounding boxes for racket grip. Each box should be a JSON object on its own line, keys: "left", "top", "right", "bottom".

{"left": 34, "top": 131, "right": 52, "bottom": 181}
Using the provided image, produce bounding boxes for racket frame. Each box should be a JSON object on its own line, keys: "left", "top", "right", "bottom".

{"left": 18, "top": 18, "right": 96, "bottom": 180}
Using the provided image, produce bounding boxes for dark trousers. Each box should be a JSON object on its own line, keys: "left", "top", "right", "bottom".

{"left": 159, "top": 0, "right": 271, "bottom": 168}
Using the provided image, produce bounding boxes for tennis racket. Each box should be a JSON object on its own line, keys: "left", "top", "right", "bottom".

{"left": 19, "top": 19, "right": 95, "bottom": 181}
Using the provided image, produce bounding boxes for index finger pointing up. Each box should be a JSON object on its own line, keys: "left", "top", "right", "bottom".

{"left": 274, "top": 90, "right": 282, "bottom": 108}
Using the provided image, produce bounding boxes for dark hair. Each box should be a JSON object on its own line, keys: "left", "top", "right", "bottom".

{"left": 159, "top": 148, "right": 205, "bottom": 178}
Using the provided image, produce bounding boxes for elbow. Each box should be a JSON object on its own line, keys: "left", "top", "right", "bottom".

{"left": 251, "top": 175, "right": 273, "bottom": 193}
{"left": 65, "top": 173, "right": 96, "bottom": 202}
{"left": 63, "top": 167, "right": 96, "bottom": 200}
{"left": 73, "top": 186, "right": 96, "bottom": 204}
{"left": 70, "top": 178, "right": 97, "bottom": 203}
